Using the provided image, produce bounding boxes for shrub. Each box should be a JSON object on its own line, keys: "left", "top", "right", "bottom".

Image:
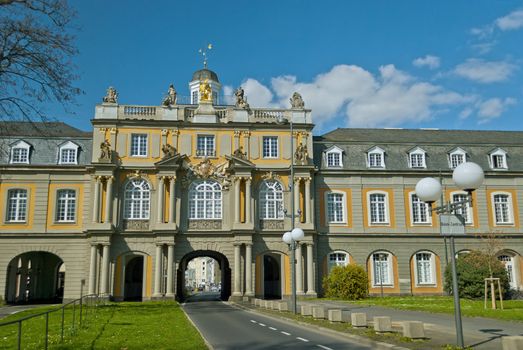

{"left": 322, "top": 264, "right": 368, "bottom": 300}
{"left": 444, "top": 250, "right": 510, "bottom": 299}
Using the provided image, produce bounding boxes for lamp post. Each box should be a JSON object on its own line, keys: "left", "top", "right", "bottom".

{"left": 415, "top": 162, "right": 484, "bottom": 349}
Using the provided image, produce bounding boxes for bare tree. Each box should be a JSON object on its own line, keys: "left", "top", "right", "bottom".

{"left": 0, "top": 0, "right": 80, "bottom": 124}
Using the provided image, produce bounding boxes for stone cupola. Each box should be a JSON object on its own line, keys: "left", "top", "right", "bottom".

{"left": 189, "top": 68, "right": 221, "bottom": 105}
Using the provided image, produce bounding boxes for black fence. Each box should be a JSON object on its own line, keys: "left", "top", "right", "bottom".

{"left": 0, "top": 293, "right": 101, "bottom": 350}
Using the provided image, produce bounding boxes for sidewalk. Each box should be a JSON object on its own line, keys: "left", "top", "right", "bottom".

{"left": 0, "top": 304, "right": 44, "bottom": 320}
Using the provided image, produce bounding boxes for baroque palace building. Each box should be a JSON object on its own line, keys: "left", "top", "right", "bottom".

{"left": 0, "top": 67, "right": 522, "bottom": 303}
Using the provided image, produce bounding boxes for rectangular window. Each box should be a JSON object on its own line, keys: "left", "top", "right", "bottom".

{"left": 416, "top": 253, "right": 434, "bottom": 284}
{"left": 373, "top": 253, "right": 391, "bottom": 285}
{"left": 196, "top": 135, "right": 215, "bottom": 157}
{"left": 130, "top": 134, "right": 148, "bottom": 157}
{"left": 493, "top": 194, "right": 512, "bottom": 224}
{"left": 450, "top": 154, "right": 464, "bottom": 169}
{"left": 7, "top": 189, "right": 27, "bottom": 222}
{"left": 263, "top": 136, "right": 278, "bottom": 158}
{"left": 492, "top": 155, "right": 506, "bottom": 169}
{"left": 11, "top": 148, "right": 28, "bottom": 164}
{"left": 452, "top": 193, "right": 472, "bottom": 224}
{"left": 410, "top": 153, "right": 424, "bottom": 168}
{"left": 56, "top": 189, "right": 76, "bottom": 222}
{"left": 411, "top": 194, "right": 429, "bottom": 224}
{"left": 369, "top": 153, "right": 383, "bottom": 168}
{"left": 192, "top": 90, "right": 198, "bottom": 104}
{"left": 326, "top": 152, "right": 341, "bottom": 167}
{"left": 369, "top": 193, "right": 387, "bottom": 224}
{"left": 60, "top": 148, "right": 77, "bottom": 164}
{"left": 327, "top": 193, "right": 345, "bottom": 223}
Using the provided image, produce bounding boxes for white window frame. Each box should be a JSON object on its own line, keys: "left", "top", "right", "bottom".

{"left": 196, "top": 135, "right": 216, "bottom": 157}
{"left": 55, "top": 189, "right": 76, "bottom": 222}
{"left": 492, "top": 192, "right": 514, "bottom": 225}
{"left": 259, "top": 180, "right": 284, "bottom": 220}
{"left": 189, "top": 180, "right": 222, "bottom": 220}
{"left": 451, "top": 191, "right": 473, "bottom": 225}
{"left": 408, "top": 147, "right": 426, "bottom": 169}
{"left": 262, "top": 136, "right": 279, "bottom": 159}
{"left": 328, "top": 251, "right": 349, "bottom": 273}
{"left": 9, "top": 140, "right": 31, "bottom": 164}
{"left": 324, "top": 146, "right": 343, "bottom": 168}
{"left": 368, "top": 191, "right": 389, "bottom": 225}
{"left": 410, "top": 193, "right": 431, "bottom": 225}
{"left": 414, "top": 251, "right": 436, "bottom": 285}
{"left": 489, "top": 148, "right": 508, "bottom": 170}
{"left": 371, "top": 252, "right": 393, "bottom": 287}
{"left": 448, "top": 148, "right": 467, "bottom": 169}
{"left": 124, "top": 179, "right": 151, "bottom": 220}
{"left": 6, "top": 189, "right": 28, "bottom": 222}
{"left": 58, "top": 141, "right": 79, "bottom": 165}
{"left": 497, "top": 254, "right": 517, "bottom": 289}
{"left": 130, "top": 134, "right": 148, "bottom": 157}
{"left": 326, "top": 192, "right": 346, "bottom": 224}
{"left": 367, "top": 146, "right": 385, "bottom": 169}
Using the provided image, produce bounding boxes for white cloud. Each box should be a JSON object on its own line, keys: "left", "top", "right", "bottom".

{"left": 412, "top": 55, "right": 441, "bottom": 69}
{"left": 233, "top": 64, "right": 475, "bottom": 128}
{"left": 453, "top": 59, "right": 517, "bottom": 83}
{"left": 476, "top": 97, "right": 516, "bottom": 123}
{"left": 495, "top": 9, "right": 523, "bottom": 31}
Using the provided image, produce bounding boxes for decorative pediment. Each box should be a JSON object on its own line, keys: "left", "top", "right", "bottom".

{"left": 180, "top": 157, "right": 233, "bottom": 190}
{"left": 155, "top": 153, "right": 183, "bottom": 167}
{"left": 224, "top": 154, "right": 255, "bottom": 169}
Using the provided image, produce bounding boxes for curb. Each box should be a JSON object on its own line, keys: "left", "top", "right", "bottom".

{"left": 180, "top": 302, "right": 214, "bottom": 350}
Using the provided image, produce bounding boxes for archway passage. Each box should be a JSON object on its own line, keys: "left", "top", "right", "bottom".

{"left": 124, "top": 256, "right": 144, "bottom": 301}
{"left": 177, "top": 250, "right": 231, "bottom": 302}
{"left": 263, "top": 254, "right": 281, "bottom": 299}
{"left": 5, "top": 252, "right": 64, "bottom": 304}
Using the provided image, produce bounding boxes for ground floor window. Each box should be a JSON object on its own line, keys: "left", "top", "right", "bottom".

{"left": 371, "top": 252, "right": 393, "bottom": 287}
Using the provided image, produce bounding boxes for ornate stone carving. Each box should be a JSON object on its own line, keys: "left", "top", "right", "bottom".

{"left": 162, "top": 143, "right": 177, "bottom": 158}
{"left": 126, "top": 170, "right": 148, "bottom": 180}
{"left": 294, "top": 143, "right": 308, "bottom": 165}
{"left": 261, "top": 171, "right": 282, "bottom": 182}
{"left": 235, "top": 86, "right": 250, "bottom": 109}
{"left": 103, "top": 86, "right": 118, "bottom": 103}
{"left": 199, "top": 79, "right": 212, "bottom": 102}
{"left": 290, "top": 92, "right": 304, "bottom": 109}
{"left": 162, "top": 84, "right": 177, "bottom": 106}
{"left": 259, "top": 220, "right": 284, "bottom": 230}
{"left": 99, "top": 139, "right": 112, "bottom": 161}
{"left": 233, "top": 146, "right": 247, "bottom": 160}
{"left": 188, "top": 220, "right": 222, "bottom": 230}
{"left": 123, "top": 220, "right": 149, "bottom": 230}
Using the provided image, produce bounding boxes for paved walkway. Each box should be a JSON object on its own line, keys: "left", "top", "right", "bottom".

{"left": 241, "top": 299, "right": 523, "bottom": 350}
{"left": 0, "top": 304, "right": 44, "bottom": 320}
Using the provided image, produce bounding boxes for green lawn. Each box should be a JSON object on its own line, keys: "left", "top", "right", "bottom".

{"left": 343, "top": 296, "right": 523, "bottom": 321}
{"left": 0, "top": 301, "right": 208, "bottom": 350}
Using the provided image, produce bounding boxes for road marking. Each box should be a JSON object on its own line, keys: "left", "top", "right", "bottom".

{"left": 250, "top": 320, "right": 257, "bottom": 323}
{"left": 281, "top": 331, "right": 291, "bottom": 336}
{"left": 317, "top": 345, "right": 333, "bottom": 350}
{"left": 297, "top": 337, "right": 310, "bottom": 342}
{"left": 269, "top": 327, "right": 277, "bottom": 330}
{"left": 259, "top": 323, "right": 266, "bottom": 327}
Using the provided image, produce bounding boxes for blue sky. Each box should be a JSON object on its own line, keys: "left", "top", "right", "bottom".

{"left": 58, "top": 1, "right": 523, "bottom": 134}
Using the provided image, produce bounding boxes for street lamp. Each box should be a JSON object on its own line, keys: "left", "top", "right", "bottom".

{"left": 283, "top": 227, "right": 304, "bottom": 314}
{"left": 415, "top": 161, "right": 484, "bottom": 348}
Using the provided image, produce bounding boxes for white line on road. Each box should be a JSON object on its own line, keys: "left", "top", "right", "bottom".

{"left": 296, "top": 337, "right": 310, "bottom": 342}
{"left": 281, "top": 331, "right": 291, "bottom": 336}
{"left": 269, "top": 327, "right": 277, "bottom": 330}
{"left": 259, "top": 323, "right": 266, "bottom": 327}
{"left": 317, "top": 345, "right": 333, "bottom": 350}
{"left": 250, "top": 320, "right": 257, "bottom": 323}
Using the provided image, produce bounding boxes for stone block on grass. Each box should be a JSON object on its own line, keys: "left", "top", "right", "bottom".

{"left": 300, "top": 304, "right": 313, "bottom": 316}
{"left": 502, "top": 336, "right": 523, "bottom": 350}
{"left": 277, "top": 301, "right": 289, "bottom": 311}
{"left": 351, "top": 313, "right": 367, "bottom": 327}
{"left": 312, "top": 306, "right": 326, "bottom": 319}
{"left": 373, "top": 316, "right": 392, "bottom": 332}
{"left": 328, "top": 309, "right": 342, "bottom": 322}
{"left": 402, "top": 321, "right": 425, "bottom": 339}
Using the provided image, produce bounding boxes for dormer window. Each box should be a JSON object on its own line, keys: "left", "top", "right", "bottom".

{"left": 448, "top": 148, "right": 467, "bottom": 169}
{"left": 324, "top": 146, "right": 343, "bottom": 168}
{"left": 10, "top": 140, "right": 31, "bottom": 164}
{"left": 367, "top": 146, "right": 385, "bottom": 168}
{"left": 58, "top": 141, "right": 80, "bottom": 165}
{"left": 489, "top": 148, "right": 507, "bottom": 170}
{"left": 408, "top": 147, "right": 426, "bottom": 169}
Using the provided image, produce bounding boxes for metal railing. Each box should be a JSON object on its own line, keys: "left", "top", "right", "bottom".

{"left": 0, "top": 292, "right": 101, "bottom": 350}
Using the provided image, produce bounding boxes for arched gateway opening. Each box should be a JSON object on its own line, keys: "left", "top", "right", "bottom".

{"left": 5, "top": 252, "right": 64, "bottom": 304}
{"left": 177, "top": 250, "right": 231, "bottom": 301}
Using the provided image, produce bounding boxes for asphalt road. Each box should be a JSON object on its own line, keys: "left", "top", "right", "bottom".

{"left": 182, "top": 294, "right": 375, "bottom": 350}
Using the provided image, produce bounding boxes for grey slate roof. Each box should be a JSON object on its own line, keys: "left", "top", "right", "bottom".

{"left": 314, "top": 128, "right": 523, "bottom": 172}
{"left": 0, "top": 122, "right": 92, "bottom": 166}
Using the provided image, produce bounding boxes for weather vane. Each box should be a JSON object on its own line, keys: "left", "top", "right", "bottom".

{"left": 198, "top": 43, "right": 213, "bottom": 68}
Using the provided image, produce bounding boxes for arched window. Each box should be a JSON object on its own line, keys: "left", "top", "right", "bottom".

{"left": 497, "top": 254, "right": 516, "bottom": 289}
{"left": 371, "top": 251, "right": 393, "bottom": 286}
{"left": 189, "top": 180, "right": 222, "bottom": 219}
{"left": 328, "top": 251, "right": 349, "bottom": 272}
{"left": 414, "top": 251, "right": 435, "bottom": 285}
{"left": 124, "top": 179, "right": 150, "bottom": 219}
{"left": 259, "top": 181, "right": 284, "bottom": 220}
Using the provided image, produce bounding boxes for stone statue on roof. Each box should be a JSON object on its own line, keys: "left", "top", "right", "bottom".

{"left": 162, "top": 84, "right": 177, "bottom": 106}
{"left": 290, "top": 92, "right": 304, "bottom": 109}
{"left": 233, "top": 146, "right": 247, "bottom": 159}
{"left": 199, "top": 79, "right": 212, "bottom": 102}
{"left": 235, "top": 86, "right": 250, "bottom": 109}
{"left": 103, "top": 86, "right": 118, "bottom": 104}
{"left": 162, "top": 143, "right": 177, "bottom": 158}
